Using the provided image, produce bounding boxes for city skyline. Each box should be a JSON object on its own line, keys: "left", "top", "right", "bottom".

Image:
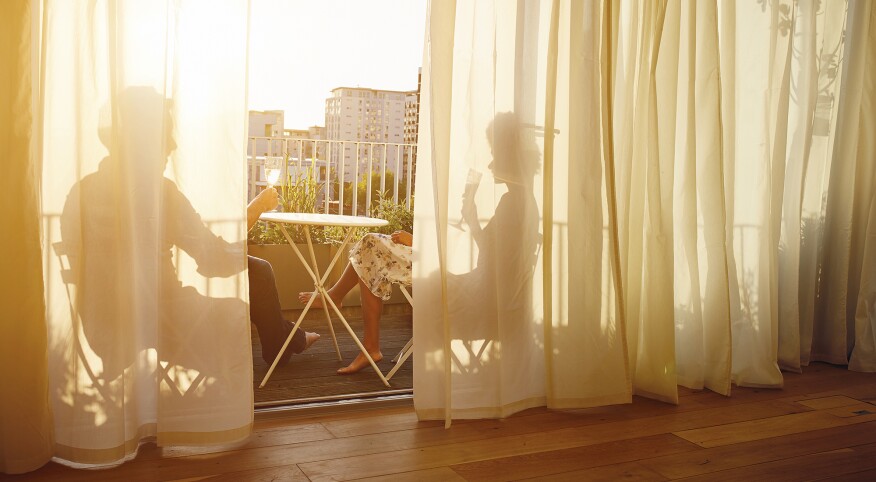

{"left": 248, "top": 0, "right": 426, "bottom": 130}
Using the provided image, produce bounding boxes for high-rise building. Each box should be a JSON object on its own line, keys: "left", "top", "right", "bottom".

{"left": 324, "top": 87, "right": 413, "bottom": 182}
{"left": 403, "top": 69, "right": 421, "bottom": 193}
{"left": 403, "top": 68, "right": 421, "bottom": 146}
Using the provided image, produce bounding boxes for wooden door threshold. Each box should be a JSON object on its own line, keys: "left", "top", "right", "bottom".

{"left": 254, "top": 389, "right": 413, "bottom": 420}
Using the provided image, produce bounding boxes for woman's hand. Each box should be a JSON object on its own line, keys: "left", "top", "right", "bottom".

{"left": 391, "top": 230, "right": 413, "bottom": 247}
{"left": 461, "top": 194, "right": 478, "bottom": 227}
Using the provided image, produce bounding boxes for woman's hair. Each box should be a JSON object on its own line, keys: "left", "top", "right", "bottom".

{"left": 486, "top": 112, "right": 541, "bottom": 183}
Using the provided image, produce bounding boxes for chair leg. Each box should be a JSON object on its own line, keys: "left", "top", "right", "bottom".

{"left": 387, "top": 341, "right": 413, "bottom": 381}
{"left": 386, "top": 284, "right": 414, "bottom": 381}
{"left": 392, "top": 338, "right": 413, "bottom": 363}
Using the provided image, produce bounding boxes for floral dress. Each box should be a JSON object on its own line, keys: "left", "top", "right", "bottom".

{"left": 349, "top": 233, "right": 412, "bottom": 300}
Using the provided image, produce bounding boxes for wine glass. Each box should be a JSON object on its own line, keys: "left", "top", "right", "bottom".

{"left": 264, "top": 156, "right": 285, "bottom": 211}
{"left": 451, "top": 168, "right": 482, "bottom": 231}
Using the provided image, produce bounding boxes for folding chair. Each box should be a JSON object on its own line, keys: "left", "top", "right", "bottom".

{"left": 386, "top": 284, "right": 413, "bottom": 380}
{"left": 53, "top": 242, "right": 192, "bottom": 399}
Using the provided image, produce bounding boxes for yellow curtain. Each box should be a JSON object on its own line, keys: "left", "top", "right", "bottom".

{"left": 413, "top": 0, "right": 876, "bottom": 426}
{"left": 0, "top": 0, "right": 55, "bottom": 475}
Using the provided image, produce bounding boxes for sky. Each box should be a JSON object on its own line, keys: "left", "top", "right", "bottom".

{"left": 248, "top": 0, "right": 427, "bottom": 130}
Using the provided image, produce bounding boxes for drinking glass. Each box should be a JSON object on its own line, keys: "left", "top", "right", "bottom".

{"left": 264, "top": 156, "right": 285, "bottom": 211}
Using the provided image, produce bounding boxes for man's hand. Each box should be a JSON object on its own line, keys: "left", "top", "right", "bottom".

{"left": 247, "top": 187, "right": 279, "bottom": 232}
{"left": 391, "top": 230, "right": 413, "bottom": 247}
{"left": 254, "top": 187, "right": 279, "bottom": 213}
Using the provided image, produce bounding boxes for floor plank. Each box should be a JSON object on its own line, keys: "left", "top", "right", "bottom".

{"left": 640, "top": 421, "right": 876, "bottom": 479}
{"left": 674, "top": 406, "right": 876, "bottom": 448}
{"left": 169, "top": 463, "right": 310, "bottom": 482}
{"left": 678, "top": 442, "right": 876, "bottom": 482}
{"left": 449, "top": 434, "right": 698, "bottom": 482}
{"left": 816, "top": 467, "right": 876, "bottom": 481}
{"left": 529, "top": 461, "right": 668, "bottom": 482}
{"left": 356, "top": 467, "right": 468, "bottom": 482}
{"left": 797, "top": 395, "right": 862, "bottom": 410}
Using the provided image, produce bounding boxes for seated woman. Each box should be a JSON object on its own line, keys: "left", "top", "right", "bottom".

{"left": 299, "top": 230, "right": 412, "bottom": 374}
{"left": 247, "top": 187, "right": 320, "bottom": 365}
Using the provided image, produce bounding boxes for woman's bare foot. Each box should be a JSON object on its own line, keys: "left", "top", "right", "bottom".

{"left": 298, "top": 290, "right": 343, "bottom": 310}
{"left": 337, "top": 351, "right": 383, "bottom": 375}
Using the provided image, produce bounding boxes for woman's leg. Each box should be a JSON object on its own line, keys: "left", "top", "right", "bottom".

{"left": 337, "top": 276, "right": 384, "bottom": 374}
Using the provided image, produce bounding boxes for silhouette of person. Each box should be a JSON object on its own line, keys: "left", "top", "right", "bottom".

{"left": 449, "top": 112, "right": 541, "bottom": 366}
{"left": 59, "top": 87, "right": 315, "bottom": 381}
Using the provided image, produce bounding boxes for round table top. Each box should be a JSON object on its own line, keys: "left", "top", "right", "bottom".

{"left": 260, "top": 212, "right": 389, "bottom": 228}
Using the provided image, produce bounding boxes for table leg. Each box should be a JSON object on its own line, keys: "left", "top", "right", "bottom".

{"left": 303, "top": 227, "right": 343, "bottom": 361}
{"left": 259, "top": 225, "right": 342, "bottom": 387}
{"left": 258, "top": 290, "right": 318, "bottom": 388}
{"left": 320, "top": 285, "right": 391, "bottom": 388}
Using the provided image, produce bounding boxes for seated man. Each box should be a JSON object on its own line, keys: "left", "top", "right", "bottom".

{"left": 247, "top": 187, "right": 320, "bottom": 365}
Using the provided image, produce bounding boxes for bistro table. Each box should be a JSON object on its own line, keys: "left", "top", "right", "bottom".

{"left": 257, "top": 212, "right": 390, "bottom": 388}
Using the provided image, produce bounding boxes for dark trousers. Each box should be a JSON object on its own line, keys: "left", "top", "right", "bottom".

{"left": 248, "top": 255, "right": 306, "bottom": 365}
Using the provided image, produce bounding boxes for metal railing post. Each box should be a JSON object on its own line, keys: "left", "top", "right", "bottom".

{"left": 405, "top": 145, "right": 413, "bottom": 209}
{"left": 247, "top": 135, "right": 414, "bottom": 215}
{"left": 380, "top": 143, "right": 387, "bottom": 200}
{"left": 394, "top": 144, "right": 401, "bottom": 204}
{"left": 352, "top": 142, "right": 360, "bottom": 216}
{"left": 365, "top": 143, "right": 374, "bottom": 215}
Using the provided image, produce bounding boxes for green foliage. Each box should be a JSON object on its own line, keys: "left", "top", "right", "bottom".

{"left": 341, "top": 171, "right": 409, "bottom": 215}
{"left": 248, "top": 169, "right": 415, "bottom": 246}
{"left": 320, "top": 193, "right": 415, "bottom": 244}
{"left": 369, "top": 194, "right": 414, "bottom": 235}
{"left": 248, "top": 169, "right": 331, "bottom": 245}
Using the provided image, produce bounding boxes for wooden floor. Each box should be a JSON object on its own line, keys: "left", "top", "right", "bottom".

{"left": 17, "top": 363, "right": 876, "bottom": 481}
{"left": 254, "top": 304, "right": 413, "bottom": 406}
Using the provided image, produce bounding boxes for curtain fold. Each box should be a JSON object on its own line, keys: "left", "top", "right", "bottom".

{"left": 414, "top": 0, "right": 876, "bottom": 426}
{"left": 836, "top": 0, "right": 876, "bottom": 372}
{"left": 1, "top": 0, "right": 55, "bottom": 474}
{"left": 37, "top": 0, "right": 254, "bottom": 467}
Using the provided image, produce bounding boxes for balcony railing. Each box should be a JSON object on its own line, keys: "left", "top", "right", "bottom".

{"left": 247, "top": 136, "right": 416, "bottom": 216}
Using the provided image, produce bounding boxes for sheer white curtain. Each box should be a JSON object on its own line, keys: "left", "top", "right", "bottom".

{"left": 413, "top": 0, "right": 876, "bottom": 424}
{"left": 39, "top": 0, "right": 253, "bottom": 466}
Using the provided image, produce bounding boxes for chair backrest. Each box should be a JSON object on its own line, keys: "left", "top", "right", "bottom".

{"left": 53, "top": 241, "right": 76, "bottom": 285}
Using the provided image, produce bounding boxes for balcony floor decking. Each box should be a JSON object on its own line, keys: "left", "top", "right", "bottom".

{"left": 253, "top": 303, "right": 413, "bottom": 405}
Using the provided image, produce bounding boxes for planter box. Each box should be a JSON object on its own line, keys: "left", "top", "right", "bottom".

{"left": 248, "top": 243, "right": 409, "bottom": 310}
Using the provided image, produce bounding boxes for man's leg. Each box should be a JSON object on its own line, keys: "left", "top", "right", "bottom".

{"left": 248, "top": 255, "right": 306, "bottom": 365}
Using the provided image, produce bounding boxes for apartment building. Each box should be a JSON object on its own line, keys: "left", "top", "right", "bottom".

{"left": 324, "top": 87, "right": 414, "bottom": 183}
{"left": 246, "top": 111, "right": 330, "bottom": 201}
{"left": 247, "top": 110, "right": 285, "bottom": 158}
{"left": 403, "top": 68, "right": 421, "bottom": 146}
